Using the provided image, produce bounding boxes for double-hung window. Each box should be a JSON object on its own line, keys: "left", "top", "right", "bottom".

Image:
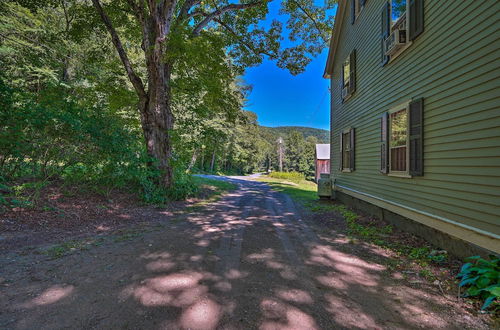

{"left": 340, "top": 128, "right": 355, "bottom": 172}
{"left": 380, "top": 99, "right": 424, "bottom": 177}
{"left": 342, "top": 50, "right": 356, "bottom": 101}
{"left": 381, "top": 0, "right": 424, "bottom": 65}
{"left": 389, "top": 108, "right": 408, "bottom": 173}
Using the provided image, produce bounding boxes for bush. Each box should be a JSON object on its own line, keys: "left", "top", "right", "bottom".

{"left": 457, "top": 255, "right": 499, "bottom": 311}
{"left": 165, "top": 167, "right": 199, "bottom": 201}
{"left": 0, "top": 77, "right": 203, "bottom": 205}
{"left": 268, "top": 171, "right": 305, "bottom": 182}
{"left": 0, "top": 79, "right": 143, "bottom": 181}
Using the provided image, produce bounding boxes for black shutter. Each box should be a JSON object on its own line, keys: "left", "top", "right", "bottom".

{"left": 380, "top": 113, "right": 388, "bottom": 173}
{"left": 341, "top": 62, "right": 345, "bottom": 87}
{"left": 380, "top": 2, "right": 390, "bottom": 66}
{"left": 351, "top": 0, "right": 356, "bottom": 24}
{"left": 350, "top": 128, "right": 355, "bottom": 171}
{"left": 409, "top": 0, "right": 424, "bottom": 40}
{"left": 409, "top": 98, "right": 424, "bottom": 176}
{"left": 340, "top": 79, "right": 345, "bottom": 103}
{"left": 349, "top": 50, "right": 356, "bottom": 94}
{"left": 339, "top": 132, "right": 344, "bottom": 170}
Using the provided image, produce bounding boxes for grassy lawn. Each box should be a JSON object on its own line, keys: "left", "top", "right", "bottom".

{"left": 256, "top": 175, "right": 318, "bottom": 203}
{"left": 192, "top": 176, "right": 237, "bottom": 202}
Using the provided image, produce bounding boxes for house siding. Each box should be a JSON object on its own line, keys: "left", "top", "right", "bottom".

{"left": 329, "top": 0, "right": 500, "bottom": 239}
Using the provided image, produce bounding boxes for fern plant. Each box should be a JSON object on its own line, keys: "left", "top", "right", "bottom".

{"left": 457, "top": 255, "right": 500, "bottom": 311}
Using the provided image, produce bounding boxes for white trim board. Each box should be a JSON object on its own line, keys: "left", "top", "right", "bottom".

{"left": 335, "top": 184, "right": 500, "bottom": 254}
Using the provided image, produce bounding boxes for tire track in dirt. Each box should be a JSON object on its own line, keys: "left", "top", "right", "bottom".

{"left": 187, "top": 183, "right": 250, "bottom": 270}
{"left": 264, "top": 193, "right": 302, "bottom": 268}
{"left": 214, "top": 184, "right": 263, "bottom": 276}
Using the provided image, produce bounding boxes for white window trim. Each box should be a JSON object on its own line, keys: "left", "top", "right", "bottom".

{"left": 387, "top": 41, "right": 413, "bottom": 63}
{"left": 387, "top": 101, "right": 412, "bottom": 178}
{"left": 387, "top": 1, "right": 413, "bottom": 63}
{"left": 342, "top": 57, "right": 350, "bottom": 88}
{"left": 342, "top": 56, "right": 352, "bottom": 101}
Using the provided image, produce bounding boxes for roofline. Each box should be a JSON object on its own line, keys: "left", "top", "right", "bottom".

{"left": 323, "top": 0, "right": 347, "bottom": 79}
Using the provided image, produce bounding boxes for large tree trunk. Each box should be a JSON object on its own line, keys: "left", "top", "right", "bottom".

{"left": 137, "top": 60, "right": 174, "bottom": 188}
{"left": 92, "top": 0, "right": 263, "bottom": 189}
{"left": 91, "top": 0, "right": 176, "bottom": 189}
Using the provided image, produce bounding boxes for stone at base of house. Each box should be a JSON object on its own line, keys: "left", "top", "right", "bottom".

{"left": 334, "top": 191, "right": 495, "bottom": 260}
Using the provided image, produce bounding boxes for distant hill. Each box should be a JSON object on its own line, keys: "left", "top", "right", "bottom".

{"left": 260, "top": 126, "right": 330, "bottom": 144}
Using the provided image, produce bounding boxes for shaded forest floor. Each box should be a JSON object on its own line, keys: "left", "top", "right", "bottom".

{"left": 0, "top": 177, "right": 236, "bottom": 252}
{"left": 0, "top": 175, "right": 496, "bottom": 329}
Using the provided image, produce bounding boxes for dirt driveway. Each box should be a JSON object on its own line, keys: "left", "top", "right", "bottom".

{"left": 0, "top": 176, "right": 489, "bottom": 329}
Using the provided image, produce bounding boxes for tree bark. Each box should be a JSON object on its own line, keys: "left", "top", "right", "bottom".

{"left": 187, "top": 148, "right": 198, "bottom": 172}
{"left": 210, "top": 148, "right": 216, "bottom": 173}
{"left": 140, "top": 51, "right": 174, "bottom": 187}
{"left": 92, "top": 0, "right": 266, "bottom": 189}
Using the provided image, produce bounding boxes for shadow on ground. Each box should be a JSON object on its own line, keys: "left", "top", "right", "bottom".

{"left": 0, "top": 178, "right": 488, "bottom": 329}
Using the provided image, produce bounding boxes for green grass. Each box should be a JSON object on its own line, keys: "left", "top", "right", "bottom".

{"left": 113, "top": 230, "right": 144, "bottom": 242}
{"left": 268, "top": 171, "right": 305, "bottom": 182}
{"left": 257, "top": 175, "right": 318, "bottom": 203}
{"left": 193, "top": 176, "right": 237, "bottom": 198}
{"left": 43, "top": 240, "right": 92, "bottom": 259}
{"left": 187, "top": 176, "right": 238, "bottom": 210}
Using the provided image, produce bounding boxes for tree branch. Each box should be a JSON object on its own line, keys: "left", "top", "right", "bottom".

{"left": 186, "top": 10, "right": 205, "bottom": 19}
{"left": 213, "top": 18, "right": 276, "bottom": 60}
{"left": 125, "top": 0, "right": 145, "bottom": 25}
{"left": 289, "top": 0, "right": 328, "bottom": 44}
{"left": 192, "top": 1, "right": 267, "bottom": 36}
{"left": 91, "top": 0, "right": 147, "bottom": 99}
{"left": 179, "top": 0, "right": 201, "bottom": 20}
{"left": 161, "top": 0, "right": 178, "bottom": 39}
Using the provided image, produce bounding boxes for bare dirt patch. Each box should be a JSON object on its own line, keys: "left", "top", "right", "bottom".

{"left": 0, "top": 182, "right": 222, "bottom": 252}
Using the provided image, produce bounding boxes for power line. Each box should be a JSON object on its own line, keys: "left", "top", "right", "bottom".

{"left": 307, "top": 86, "right": 329, "bottom": 128}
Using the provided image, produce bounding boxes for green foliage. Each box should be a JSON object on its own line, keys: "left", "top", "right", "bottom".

{"left": 268, "top": 171, "right": 305, "bottom": 182}
{"left": 192, "top": 177, "right": 237, "bottom": 196}
{"left": 457, "top": 256, "right": 500, "bottom": 311}
{"left": 258, "top": 175, "right": 317, "bottom": 202}
{"left": 408, "top": 247, "right": 448, "bottom": 264}
{"left": 0, "top": 0, "right": 335, "bottom": 206}
{"left": 44, "top": 240, "right": 89, "bottom": 259}
{"left": 165, "top": 168, "right": 199, "bottom": 201}
{"left": 0, "top": 77, "right": 146, "bottom": 181}
{"left": 283, "top": 131, "right": 315, "bottom": 177}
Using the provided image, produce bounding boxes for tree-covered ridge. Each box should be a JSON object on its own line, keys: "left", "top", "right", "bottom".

{"left": 186, "top": 114, "right": 325, "bottom": 180}
{"left": 261, "top": 126, "right": 330, "bottom": 144}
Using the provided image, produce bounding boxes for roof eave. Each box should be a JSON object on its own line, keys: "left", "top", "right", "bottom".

{"left": 323, "top": 0, "right": 347, "bottom": 79}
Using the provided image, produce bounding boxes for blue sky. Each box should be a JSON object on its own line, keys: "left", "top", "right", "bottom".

{"left": 242, "top": 2, "right": 334, "bottom": 131}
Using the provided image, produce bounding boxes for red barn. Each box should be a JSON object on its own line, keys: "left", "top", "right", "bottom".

{"left": 315, "top": 144, "right": 330, "bottom": 182}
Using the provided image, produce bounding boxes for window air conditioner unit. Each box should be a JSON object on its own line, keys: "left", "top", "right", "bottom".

{"left": 342, "top": 86, "right": 349, "bottom": 98}
{"left": 384, "top": 29, "right": 406, "bottom": 55}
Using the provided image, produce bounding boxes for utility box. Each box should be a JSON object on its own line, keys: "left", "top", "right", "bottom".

{"left": 317, "top": 173, "right": 331, "bottom": 199}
